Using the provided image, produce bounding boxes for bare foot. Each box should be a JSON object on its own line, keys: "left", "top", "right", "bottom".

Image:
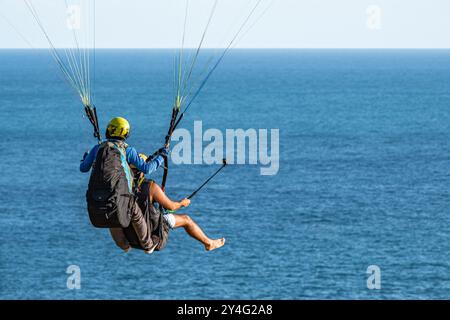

{"left": 205, "top": 238, "right": 226, "bottom": 251}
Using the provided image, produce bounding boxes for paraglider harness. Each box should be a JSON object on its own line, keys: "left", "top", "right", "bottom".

{"left": 122, "top": 179, "right": 170, "bottom": 252}
{"left": 86, "top": 139, "right": 135, "bottom": 228}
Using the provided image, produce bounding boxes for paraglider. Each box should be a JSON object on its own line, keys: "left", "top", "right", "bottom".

{"left": 20, "top": 0, "right": 271, "bottom": 253}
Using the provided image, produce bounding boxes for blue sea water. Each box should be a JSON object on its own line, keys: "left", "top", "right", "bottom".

{"left": 1, "top": 49, "right": 450, "bottom": 299}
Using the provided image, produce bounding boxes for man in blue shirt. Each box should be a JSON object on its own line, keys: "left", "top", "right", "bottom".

{"left": 80, "top": 117, "right": 168, "bottom": 253}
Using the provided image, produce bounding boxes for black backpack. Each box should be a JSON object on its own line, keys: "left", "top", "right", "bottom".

{"left": 86, "top": 140, "right": 135, "bottom": 228}
{"left": 123, "top": 180, "right": 170, "bottom": 251}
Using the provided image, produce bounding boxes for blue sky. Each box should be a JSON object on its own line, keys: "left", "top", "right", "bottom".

{"left": 1, "top": 0, "right": 450, "bottom": 48}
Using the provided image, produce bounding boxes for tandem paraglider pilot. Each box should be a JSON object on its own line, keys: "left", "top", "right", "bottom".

{"left": 80, "top": 117, "right": 168, "bottom": 254}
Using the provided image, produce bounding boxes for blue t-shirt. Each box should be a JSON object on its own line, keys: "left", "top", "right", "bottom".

{"left": 80, "top": 141, "right": 164, "bottom": 175}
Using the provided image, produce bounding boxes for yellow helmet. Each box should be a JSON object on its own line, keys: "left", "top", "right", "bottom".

{"left": 106, "top": 117, "right": 130, "bottom": 140}
{"left": 131, "top": 153, "right": 148, "bottom": 187}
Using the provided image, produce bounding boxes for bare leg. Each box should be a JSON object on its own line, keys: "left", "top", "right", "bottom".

{"left": 148, "top": 182, "right": 225, "bottom": 251}
{"left": 172, "top": 214, "right": 225, "bottom": 251}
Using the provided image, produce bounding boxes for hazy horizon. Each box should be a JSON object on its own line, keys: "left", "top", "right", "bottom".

{"left": 1, "top": 0, "right": 450, "bottom": 49}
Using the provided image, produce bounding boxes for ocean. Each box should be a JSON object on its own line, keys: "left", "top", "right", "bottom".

{"left": 1, "top": 49, "right": 450, "bottom": 299}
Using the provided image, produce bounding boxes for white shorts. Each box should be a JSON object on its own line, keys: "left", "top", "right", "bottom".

{"left": 163, "top": 213, "right": 176, "bottom": 229}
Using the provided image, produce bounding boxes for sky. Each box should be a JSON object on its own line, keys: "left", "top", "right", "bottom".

{"left": 1, "top": 0, "right": 450, "bottom": 49}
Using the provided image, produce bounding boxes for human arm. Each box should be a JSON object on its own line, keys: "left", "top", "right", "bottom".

{"left": 149, "top": 182, "right": 191, "bottom": 211}
{"left": 164, "top": 198, "right": 190, "bottom": 212}
{"left": 126, "top": 147, "right": 165, "bottom": 175}
{"left": 80, "top": 144, "right": 100, "bottom": 172}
